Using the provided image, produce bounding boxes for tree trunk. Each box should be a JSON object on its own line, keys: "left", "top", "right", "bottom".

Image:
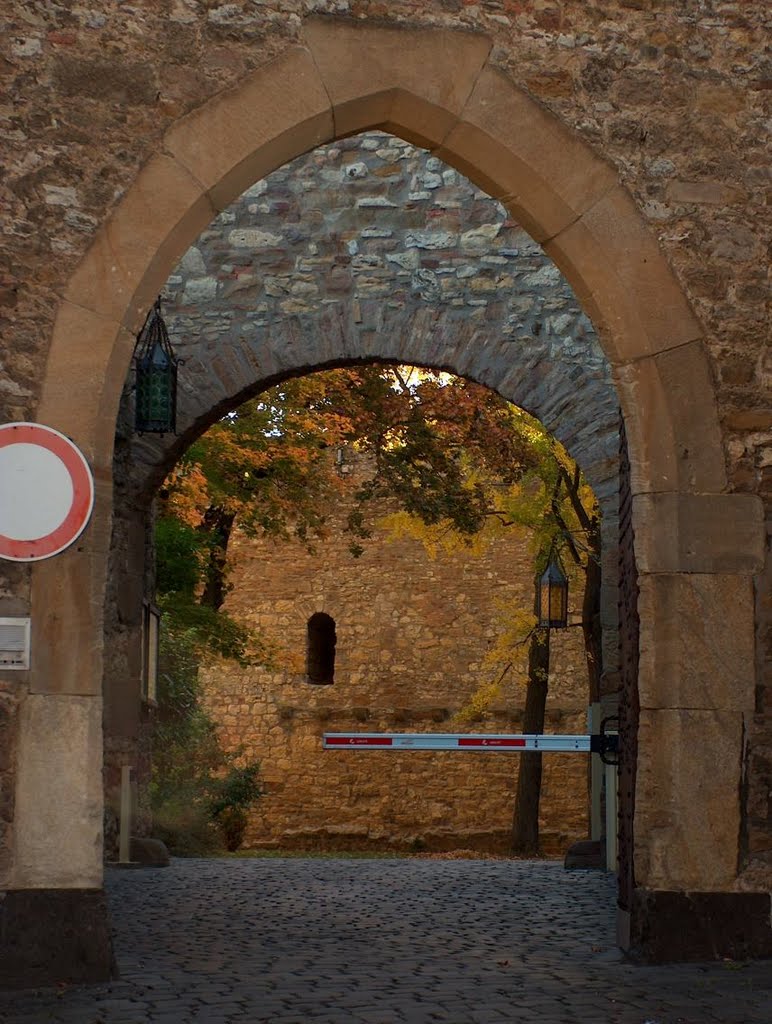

{"left": 579, "top": 517, "right": 604, "bottom": 837}
{"left": 581, "top": 517, "right": 603, "bottom": 703}
{"left": 199, "top": 506, "right": 236, "bottom": 611}
{"left": 512, "top": 628, "right": 550, "bottom": 854}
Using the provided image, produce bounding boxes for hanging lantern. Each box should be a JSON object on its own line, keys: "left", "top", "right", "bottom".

{"left": 133, "top": 298, "right": 178, "bottom": 435}
{"left": 535, "top": 553, "right": 568, "bottom": 629}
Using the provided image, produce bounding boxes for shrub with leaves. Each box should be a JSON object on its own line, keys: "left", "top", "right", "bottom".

{"left": 150, "top": 558, "right": 264, "bottom": 856}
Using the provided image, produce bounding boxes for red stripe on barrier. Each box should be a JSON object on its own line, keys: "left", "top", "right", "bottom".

{"left": 457, "top": 738, "right": 526, "bottom": 747}
{"left": 326, "top": 737, "right": 393, "bottom": 746}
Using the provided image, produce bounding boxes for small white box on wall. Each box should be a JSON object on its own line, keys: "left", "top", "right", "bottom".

{"left": 0, "top": 617, "right": 31, "bottom": 670}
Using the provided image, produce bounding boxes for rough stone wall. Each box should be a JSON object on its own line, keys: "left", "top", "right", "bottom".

{"left": 0, "top": 564, "right": 29, "bottom": 888}
{"left": 201, "top": 460, "right": 590, "bottom": 854}
{"left": 113, "top": 129, "right": 621, "bottom": 856}
{"left": 123, "top": 125, "right": 621, "bottom": 693}
{"left": 163, "top": 129, "right": 603, "bottom": 360}
{"left": 0, "top": 686, "right": 20, "bottom": 887}
{"left": 746, "top": 530, "right": 772, "bottom": 888}
{"left": 1, "top": 4, "right": 767, "bottom": 479}
{"left": 0, "top": 1, "right": 769, "bottom": 885}
{"left": 150, "top": 127, "right": 621, "bottom": 671}
{"left": 147, "top": 126, "right": 619, "bottom": 500}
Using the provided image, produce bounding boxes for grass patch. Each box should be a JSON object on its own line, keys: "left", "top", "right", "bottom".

{"left": 218, "top": 848, "right": 536, "bottom": 861}
{"left": 222, "top": 848, "right": 407, "bottom": 860}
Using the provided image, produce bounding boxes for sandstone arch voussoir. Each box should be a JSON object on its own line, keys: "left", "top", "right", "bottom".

{"left": 302, "top": 18, "right": 492, "bottom": 147}
{"left": 163, "top": 46, "right": 335, "bottom": 212}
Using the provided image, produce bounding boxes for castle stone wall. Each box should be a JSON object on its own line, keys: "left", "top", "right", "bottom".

{"left": 201, "top": 474, "right": 590, "bottom": 854}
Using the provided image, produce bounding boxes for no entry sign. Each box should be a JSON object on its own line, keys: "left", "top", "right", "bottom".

{"left": 0, "top": 423, "right": 94, "bottom": 561}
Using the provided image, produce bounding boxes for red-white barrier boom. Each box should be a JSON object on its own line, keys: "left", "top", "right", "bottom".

{"left": 323, "top": 732, "right": 615, "bottom": 754}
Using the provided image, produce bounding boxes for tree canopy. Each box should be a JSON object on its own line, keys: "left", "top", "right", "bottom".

{"left": 154, "top": 363, "right": 601, "bottom": 854}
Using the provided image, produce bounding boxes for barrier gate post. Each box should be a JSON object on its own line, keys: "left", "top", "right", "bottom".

{"left": 605, "top": 761, "right": 618, "bottom": 873}
{"left": 589, "top": 703, "right": 603, "bottom": 842}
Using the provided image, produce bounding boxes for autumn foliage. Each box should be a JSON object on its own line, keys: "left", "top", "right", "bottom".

{"left": 155, "top": 364, "right": 600, "bottom": 854}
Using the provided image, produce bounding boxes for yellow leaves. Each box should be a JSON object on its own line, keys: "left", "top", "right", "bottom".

{"left": 482, "top": 603, "right": 535, "bottom": 675}
{"left": 452, "top": 679, "right": 504, "bottom": 726}
{"left": 377, "top": 510, "right": 492, "bottom": 559}
{"left": 165, "top": 463, "right": 209, "bottom": 528}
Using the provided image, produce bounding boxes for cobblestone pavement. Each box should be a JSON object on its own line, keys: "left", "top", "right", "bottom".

{"left": 1, "top": 858, "right": 770, "bottom": 1024}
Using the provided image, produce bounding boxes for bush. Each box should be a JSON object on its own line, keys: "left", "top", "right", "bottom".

{"left": 214, "top": 806, "right": 249, "bottom": 852}
{"left": 210, "top": 762, "right": 262, "bottom": 852}
{"left": 150, "top": 621, "right": 262, "bottom": 856}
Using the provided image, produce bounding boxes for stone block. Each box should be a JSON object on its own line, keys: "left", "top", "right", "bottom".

{"left": 724, "top": 408, "right": 772, "bottom": 431}
{"left": 638, "top": 574, "right": 756, "bottom": 712}
{"left": 130, "top": 836, "right": 170, "bottom": 867}
{"left": 0, "top": 888, "right": 115, "bottom": 988}
{"left": 439, "top": 65, "right": 618, "bottom": 242}
{"left": 302, "top": 18, "right": 491, "bottom": 146}
{"left": 564, "top": 839, "right": 603, "bottom": 870}
{"left": 634, "top": 708, "right": 743, "bottom": 890}
{"left": 545, "top": 185, "right": 703, "bottom": 362}
{"left": 27, "top": 475, "right": 112, "bottom": 697}
{"left": 667, "top": 180, "right": 745, "bottom": 205}
{"left": 617, "top": 340, "right": 727, "bottom": 495}
{"left": 37, "top": 302, "right": 134, "bottom": 464}
{"left": 628, "top": 888, "right": 772, "bottom": 962}
{"left": 164, "top": 47, "right": 333, "bottom": 211}
{"left": 13, "top": 694, "right": 103, "bottom": 889}
{"left": 63, "top": 154, "right": 215, "bottom": 332}
{"left": 632, "top": 492, "right": 765, "bottom": 574}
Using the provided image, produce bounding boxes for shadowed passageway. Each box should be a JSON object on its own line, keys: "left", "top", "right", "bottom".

{"left": 1, "top": 859, "right": 770, "bottom": 1024}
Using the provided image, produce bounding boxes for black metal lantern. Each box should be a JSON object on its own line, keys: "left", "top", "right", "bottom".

{"left": 133, "top": 298, "right": 178, "bottom": 435}
{"left": 535, "top": 552, "right": 568, "bottom": 629}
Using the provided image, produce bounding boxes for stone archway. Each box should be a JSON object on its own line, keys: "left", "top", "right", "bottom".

{"left": 7, "top": 17, "right": 767, "bottom": 984}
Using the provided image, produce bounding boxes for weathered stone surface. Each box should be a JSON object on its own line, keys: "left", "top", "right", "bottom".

{"left": 637, "top": 575, "right": 756, "bottom": 712}
{"left": 62, "top": 153, "right": 215, "bottom": 331}
{"left": 439, "top": 64, "right": 618, "bottom": 241}
{"left": 0, "top": 1, "right": 769, "bottom": 970}
{"left": 632, "top": 493, "right": 765, "bottom": 575}
{"left": 545, "top": 185, "right": 703, "bottom": 363}
{"left": 129, "top": 836, "right": 170, "bottom": 867}
{"left": 301, "top": 18, "right": 492, "bottom": 144}
{"left": 53, "top": 55, "right": 159, "bottom": 105}
{"left": 27, "top": 475, "right": 115, "bottom": 697}
{"left": 0, "top": 888, "right": 115, "bottom": 988}
{"left": 634, "top": 709, "right": 743, "bottom": 890}
{"left": 667, "top": 180, "right": 745, "bottom": 205}
{"left": 164, "top": 47, "right": 334, "bottom": 210}
{"left": 13, "top": 695, "right": 103, "bottom": 889}
{"left": 617, "top": 340, "right": 727, "bottom": 495}
{"left": 628, "top": 889, "right": 772, "bottom": 963}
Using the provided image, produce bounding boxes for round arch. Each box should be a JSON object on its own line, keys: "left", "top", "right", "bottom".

{"left": 18, "top": 16, "right": 767, "bottom": 969}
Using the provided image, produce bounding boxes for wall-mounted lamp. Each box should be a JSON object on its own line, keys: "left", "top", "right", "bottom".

{"left": 133, "top": 298, "right": 178, "bottom": 435}
{"left": 535, "top": 552, "right": 568, "bottom": 629}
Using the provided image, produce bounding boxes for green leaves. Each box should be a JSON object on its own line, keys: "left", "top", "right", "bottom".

{"left": 155, "top": 516, "right": 204, "bottom": 596}
{"left": 150, "top": 608, "right": 263, "bottom": 856}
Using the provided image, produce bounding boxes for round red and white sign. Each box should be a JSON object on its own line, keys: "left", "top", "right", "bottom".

{"left": 0, "top": 423, "right": 94, "bottom": 562}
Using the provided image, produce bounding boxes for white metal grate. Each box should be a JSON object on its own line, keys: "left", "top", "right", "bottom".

{"left": 0, "top": 617, "right": 30, "bottom": 670}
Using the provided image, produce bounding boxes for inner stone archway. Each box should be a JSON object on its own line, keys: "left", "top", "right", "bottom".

{"left": 5, "top": 15, "right": 768, "bottom": 986}
{"left": 103, "top": 131, "right": 623, "bottom": 868}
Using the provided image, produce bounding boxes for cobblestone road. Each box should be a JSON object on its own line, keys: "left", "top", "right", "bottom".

{"left": 1, "top": 858, "right": 770, "bottom": 1024}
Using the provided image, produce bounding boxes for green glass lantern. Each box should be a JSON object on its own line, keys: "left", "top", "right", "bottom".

{"left": 535, "top": 553, "right": 568, "bottom": 629}
{"left": 133, "top": 298, "right": 178, "bottom": 435}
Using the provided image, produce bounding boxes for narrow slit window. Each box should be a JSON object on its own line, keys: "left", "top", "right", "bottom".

{"left": 306, "top": 612, "right": 336, "bottom": 685}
